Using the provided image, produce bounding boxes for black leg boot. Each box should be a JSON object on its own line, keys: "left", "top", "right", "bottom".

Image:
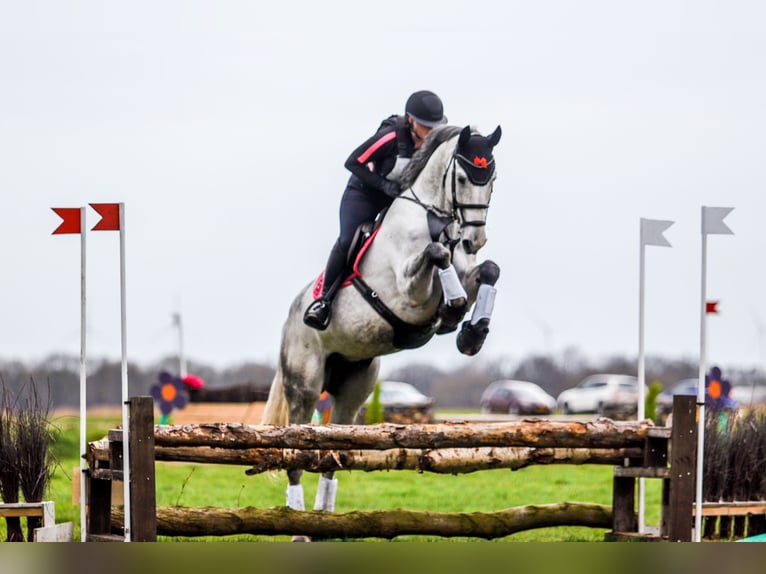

{"left": 303, "top": 241, "right": 347, "bottom": 330}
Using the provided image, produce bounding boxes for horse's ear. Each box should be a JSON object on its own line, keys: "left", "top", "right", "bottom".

{"left": 488, "top": 126, "right": 502, "bottom": 148}
{"left": 458, "top": 125, "right": 471, "bottom": 149}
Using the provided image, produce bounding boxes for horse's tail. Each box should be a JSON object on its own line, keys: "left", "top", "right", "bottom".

{"left": 261, "top": 366, "right": 289, "bottom": 425}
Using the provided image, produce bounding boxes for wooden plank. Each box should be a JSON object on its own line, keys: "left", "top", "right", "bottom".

{"left": 34, "top": 522, "right": 74, "bottom": 542}
{"left": 128, "top": 396, "right": 157, "bottom": 542}
{"left": 647, "top": 427, "right": 672, "bottom": 439}
{"left": 0, "top": 503, "right": 45, "bottom": 518}
{"left": 73, "top": 469, "right": 123, "bottom": 505}
{"left": 0, "top": 502, "right": 54, "bottom": 526}
{"left": 90, "top": 468, "right": 124, "bottom": 482}
{"left": 694, "top": 503, "right": 766, "bottom": 517}
{"left": 613, "top": 466, "right": 671, "bottom": 479}
{"left": 667, "top": 395, "right": 697, "bottom": 542}
{"left": 643, "top": 434, "right": 669, "bottom": 467}
{"left": 87, "top": 479, "right": 113, "bottom": 537}
{"left": 611, "top": 475, "right": 636, "bottom": 533}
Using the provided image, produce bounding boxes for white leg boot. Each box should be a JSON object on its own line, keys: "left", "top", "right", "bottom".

{"left": 470, "top": 283, "right": 497, "bottom": 325}
{"left": 438, "top": 265, "right": 467, "bottom": 307}
{"left": 313, "top": 476, "right": 339, "bottom": 512}
{"left": 286, "top": 484, "right": 305, "bottom": 511}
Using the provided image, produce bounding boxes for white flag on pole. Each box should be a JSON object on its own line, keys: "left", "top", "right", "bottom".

{"left": 702, "top": 206, "right": 734, "bottom": 235}
{"left": 640, "top": 218, "right": 674, "bottom": 247}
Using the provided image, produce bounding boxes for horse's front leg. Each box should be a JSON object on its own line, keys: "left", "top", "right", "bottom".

{"left": 400, "top": 242, "right": 467, "bottom": 307}
{"left": 456, "top": 259, "right": 500, "bottom": 355}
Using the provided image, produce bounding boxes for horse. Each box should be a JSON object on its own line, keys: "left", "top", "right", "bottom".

{"left": 261, "top": 124, "right": 502, "bottom": 529}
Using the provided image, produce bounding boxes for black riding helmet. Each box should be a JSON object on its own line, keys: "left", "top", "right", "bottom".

{"left": 405, "top": 90, "right": 447, "bottom": 128}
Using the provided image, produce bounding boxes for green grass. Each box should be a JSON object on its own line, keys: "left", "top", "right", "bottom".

{"left": 2, "top": 414, "right": 664, "bottom": 542}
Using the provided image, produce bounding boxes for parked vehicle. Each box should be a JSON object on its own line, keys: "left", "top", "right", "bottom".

{"left": 479, "top": 380, "right": 556, "bottom": 415}
{"left": 556, "top": 374, "right": 641, "bottom": 417}
{"left": 356, "top": 381, "right": 434, "bottom": 424}
{"left": 730, "top": 383, "right": 766, "bottom": 408}
{"left": 656, "top": 378, "right": 698, "bottom": 418}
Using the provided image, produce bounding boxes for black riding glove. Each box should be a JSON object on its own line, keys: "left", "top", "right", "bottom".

{"left": 381, "top": 180, "right": 401, "bottom": 199}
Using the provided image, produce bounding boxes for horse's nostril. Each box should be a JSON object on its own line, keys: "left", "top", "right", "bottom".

{"left": 462, "top": 239, "right": 474, "bottom": 254}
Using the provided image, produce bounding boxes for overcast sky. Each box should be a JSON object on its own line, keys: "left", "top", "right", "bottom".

{"left": 2, "top": 1, "right": 765, "bottom": 379}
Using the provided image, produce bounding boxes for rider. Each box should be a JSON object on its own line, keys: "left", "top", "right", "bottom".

{"left": 303, "top": 90, "right": 448, "bottom": 330}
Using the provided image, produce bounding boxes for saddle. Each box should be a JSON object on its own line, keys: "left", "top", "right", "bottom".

{"left": 310, "top": 207, "right": 440, "bottom": 349}
{"left": 311, "top": 209, "right": 387, "bottom": 300}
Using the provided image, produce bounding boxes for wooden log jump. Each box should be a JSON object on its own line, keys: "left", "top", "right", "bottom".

{"left": 153, "top": 445, "right": 643, "bottom": 474}
{"left": 153, "top": 418, "right": 654, "bottom": 450}
{"left": 111, "top": 502, "right": 613, "bottom": 540}
{"left": 86, "top": 396, "right": 699, "bottom": 541}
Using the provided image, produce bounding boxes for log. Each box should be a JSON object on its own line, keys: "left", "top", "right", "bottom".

{"left": 111, "top": 502, "right": 613, "bottom": 539}
{"left": 154, "top": 445, "right": 643, "bottom": 474}
{"left": 153, "top": 419, "right": 653, "bottom": 450}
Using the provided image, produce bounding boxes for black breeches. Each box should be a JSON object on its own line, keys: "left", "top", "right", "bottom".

{"left": 338, "top": 185, "right": 391, "bottom": 252}
{"left": 320, "top": 184, "right": 391, "bottom": 300}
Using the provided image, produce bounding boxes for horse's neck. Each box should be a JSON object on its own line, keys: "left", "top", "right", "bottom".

{"left": 409, "top": 141, "right": 454, "bottom": 212}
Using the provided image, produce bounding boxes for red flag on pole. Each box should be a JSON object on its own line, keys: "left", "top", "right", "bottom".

{"left": 706, "top": 301, "right": 719, "bottom": 314}
{"left": 90, "top": 203, "right": 121, "bottom": 231}
{"left": 51, "top": 208, "right": 82, "bottom": 234}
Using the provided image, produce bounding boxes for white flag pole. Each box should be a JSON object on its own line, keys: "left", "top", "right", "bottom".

{"left": 118, "top": 202, "right": 131, "bottom": 542}
{"left": 637, "top": 224, "right": 647, "bottom": 534}
{"left": 173, "top": 312, "right": 187, "bottom": 378}
{"left": 695, "top": 206, "right": 734, "bottom": 542}
{"left": 78, "top": 206, "right": 88, "bottom": 542}
{"left": 695, "top": 226, "right": 708, "bottom": 542}
{"left": 637, "top": 218, "right": 673, "bottom": 534}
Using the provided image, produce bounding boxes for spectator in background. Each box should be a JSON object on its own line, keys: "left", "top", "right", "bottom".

{"left": 706, "top": 365, "right": 736, "bottom": 411}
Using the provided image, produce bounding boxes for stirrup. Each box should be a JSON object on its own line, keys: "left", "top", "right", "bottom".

{"left": 303, "top": 299, "right": 331, "bottom": 330}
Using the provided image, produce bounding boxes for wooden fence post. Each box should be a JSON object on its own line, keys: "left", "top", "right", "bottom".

{"left": 128, "top": 396, "right": 157, "bottom": 542}
{"left": 667, "top": 395, "right": 697, "bottom": 542}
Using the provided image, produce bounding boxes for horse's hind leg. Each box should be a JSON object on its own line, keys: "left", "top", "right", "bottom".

{"left": 278, "top": 335, "right": 325, "bottom": 512}
{"left": 312, "top": 356, "right": 380, "bottom": 513}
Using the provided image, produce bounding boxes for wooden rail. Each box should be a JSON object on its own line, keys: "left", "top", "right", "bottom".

{"left": 0, "top": 501, "right": 73, "bottom": 541}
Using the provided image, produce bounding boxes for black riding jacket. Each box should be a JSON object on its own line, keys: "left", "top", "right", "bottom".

{"left": 344, "top": 115, "right": 416, "bottom": 194}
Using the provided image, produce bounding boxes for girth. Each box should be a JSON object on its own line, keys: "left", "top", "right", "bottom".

{"left": 351, "top": 276, "right": 438, "bottom": 350}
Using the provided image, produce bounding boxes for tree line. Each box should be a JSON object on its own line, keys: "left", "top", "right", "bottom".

{"left": 1, "top": 349, "right": 764, "bottom": 411}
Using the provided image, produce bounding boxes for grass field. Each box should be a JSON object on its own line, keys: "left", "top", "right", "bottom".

{"left": 2, "top": 411, "right": 664, "bottom": 542}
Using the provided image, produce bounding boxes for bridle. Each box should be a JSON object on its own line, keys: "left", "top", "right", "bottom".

{"left": 399, "top": 142, "right": 493, "bottom": 248}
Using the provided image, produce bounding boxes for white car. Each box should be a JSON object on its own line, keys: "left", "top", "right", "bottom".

{"left": 556, "top": 374, "right": 641, "bottom": 416}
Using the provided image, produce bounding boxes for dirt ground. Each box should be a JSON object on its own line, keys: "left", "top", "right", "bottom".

{"left": 54, "top": 402, "right": 267, "bottom": 425}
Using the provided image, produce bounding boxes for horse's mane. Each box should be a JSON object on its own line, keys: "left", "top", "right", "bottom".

{"left": 400, "top": 125, "right": 463, "bottom": 188}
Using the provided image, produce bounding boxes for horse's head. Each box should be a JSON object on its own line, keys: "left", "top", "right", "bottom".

{"left": 447, "top": 125, "right": 502, "bottom": 254}
{"left": 401, "top": 124, "right": 501, "bottom": 254}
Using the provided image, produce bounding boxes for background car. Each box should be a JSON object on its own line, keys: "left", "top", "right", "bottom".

{"left": 656, "top": 378, "right": 698, "bottom": 419}
{"left": 730, "top": 383, "right": 766, "bottom": 408}
{"left": 556, "top": 374, "right": 641, "bottom": 417}
{"left": 479, "top": 380, "right": 556, "bottom": 415}
{"left": 356, "top": 381, "right": 434, "bottom": 424}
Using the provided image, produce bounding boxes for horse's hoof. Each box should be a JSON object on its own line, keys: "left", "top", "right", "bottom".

{"left": 291, "top": 535, "right": 312, "bottom": 542}
{"left": 425, "top": 242, "right": 451, "bottom": 269}
{"left": 456, "top": 319, "right": 490, "bottom": 355}
{"left": 437, "top": 300, "right": 468, "bottom": 334}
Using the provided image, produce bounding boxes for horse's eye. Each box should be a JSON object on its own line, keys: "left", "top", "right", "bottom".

{"left": 457, "top": 175, "right": 467, "bottom": 185}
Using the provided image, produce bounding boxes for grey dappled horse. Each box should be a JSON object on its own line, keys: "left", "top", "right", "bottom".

{"left": 262, "top": 124, "right": 502, "bottom": 530}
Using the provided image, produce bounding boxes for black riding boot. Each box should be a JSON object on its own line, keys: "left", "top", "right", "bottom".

{"left": 303, "top": 241, "right": 347, "bottom": 330}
